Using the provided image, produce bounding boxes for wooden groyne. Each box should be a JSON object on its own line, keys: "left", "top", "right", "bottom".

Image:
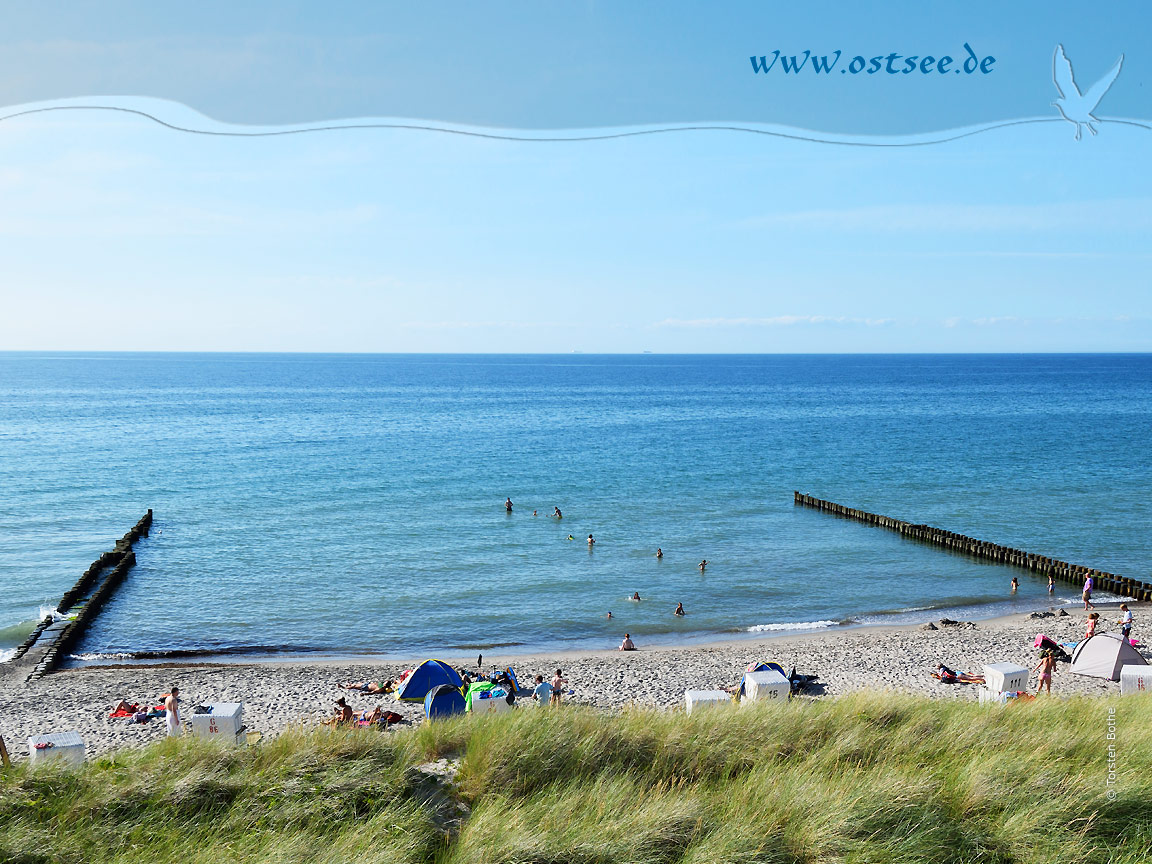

{"left": 4, "top": 510, "right": 152, "bottom": 680}
{"left": 794, "top": 493, "right": 1152, "bottom": 602}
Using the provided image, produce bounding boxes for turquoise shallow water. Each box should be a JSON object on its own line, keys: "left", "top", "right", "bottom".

{"left": 0, "top": 353, "right": 1148, "bottom": 662}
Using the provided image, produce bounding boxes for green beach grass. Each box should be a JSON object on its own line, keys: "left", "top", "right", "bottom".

{"left": 2, "top": 692, "right": 1150, "bottom": 863}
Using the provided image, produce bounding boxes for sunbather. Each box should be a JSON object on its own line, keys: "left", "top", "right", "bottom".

{"left": 340, "top": 679, "right": 393, "bottom": 694}
{"left": 324, "top": 697, "right": 354, "bottom": 726}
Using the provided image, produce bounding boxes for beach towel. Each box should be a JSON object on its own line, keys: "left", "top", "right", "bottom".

{"left": 109, "top": 703, "right": 139, "bottom": 719}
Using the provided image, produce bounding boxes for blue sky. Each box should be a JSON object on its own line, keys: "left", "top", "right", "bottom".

{"left": 0, "top": 3, "right": 1149, "bottom": 352}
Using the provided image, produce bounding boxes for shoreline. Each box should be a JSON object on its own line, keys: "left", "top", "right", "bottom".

{"left": 53, "top": 589, "right": 1097, "bottom": 670}
{"left": 2, "top": 604, "right": 1146, "bottom": 761}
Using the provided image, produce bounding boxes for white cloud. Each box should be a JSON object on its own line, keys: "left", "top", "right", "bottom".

{"left": 652, "top": 315, "right": 896, "bottom": 328}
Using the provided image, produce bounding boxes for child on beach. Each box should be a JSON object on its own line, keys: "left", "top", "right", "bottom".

{"left": 550, "top": 669, "right": 567, "bottom": 705}
{"left": 1086, "top": 612, "right": 1099, "bottom": 638}
{"left": 619, "top": 633, "right": 636, "bottom": 651}
{"left": 1118, "top": 604, "right": 1134, "bottom": 639}
{"left": 1048, "top": 575, "right": 1055, "bottom": 595}
{"left": 1034, "top": 651, "right": 1056, "bottom": 694}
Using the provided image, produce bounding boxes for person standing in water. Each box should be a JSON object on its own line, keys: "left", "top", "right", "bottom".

{"left": 164, "top": 686, "right": 181, "bottom": 738}
{"left": 1048, "top": 575, "right": 1055, "bottom": 595}
{"left": 698, "top": 559, "right": 708, "bottom": 572}
{"left": 1011, "top": 577, "right": 1019, "bottom": 593}
{"left": 655, "top": 548, "right": 663, "bottom": 559}
{"left": 587, "top": 534, "right": 595, "bottom": 547}
{"left": 674, "top": 602, "right": 685, "bottom": 616}
{"left": 505, "top": 497, "right": 513, "bottom": 513}
{"left": 553, "top": 507, "right": 562, "bottom": 519}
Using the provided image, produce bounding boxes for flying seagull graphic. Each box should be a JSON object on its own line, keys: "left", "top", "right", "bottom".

{"left": 1052, "top": 44, "right": 1123, "bottom": 140}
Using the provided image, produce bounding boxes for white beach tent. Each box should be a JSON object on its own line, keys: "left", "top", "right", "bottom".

{"left": 1069, "top": 633, "right": 1147, "bottom": 681}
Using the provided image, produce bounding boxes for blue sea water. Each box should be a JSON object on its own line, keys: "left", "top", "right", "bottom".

{"left": 0, "top": 353, "right": 1148, "bottom": 663}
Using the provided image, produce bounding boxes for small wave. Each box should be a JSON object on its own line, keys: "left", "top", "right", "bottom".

{"left": 70, "top": 652, "right": 135, "bottom": 661}
{"left": 446, "top": 642, "right": 525, "bottom": 651}
{"left": 69, "top": 644, "right": 329, "bottom": 662}
{"left": 0, "top": 647, "right": 16, "bottom": 663}
{"left": 746, "top": 620, "right": 838, "bottom": 633}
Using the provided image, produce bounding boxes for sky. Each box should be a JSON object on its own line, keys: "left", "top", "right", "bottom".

{"left": 0, "top": 2, "right": 1149, "bottom": 352}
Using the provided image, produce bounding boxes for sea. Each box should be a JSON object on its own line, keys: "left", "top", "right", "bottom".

{"left": 1, "top": 353, "right": 1148, "bottom": 665}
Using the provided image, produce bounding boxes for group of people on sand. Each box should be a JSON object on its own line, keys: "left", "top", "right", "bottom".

{"left": 530, "top": 669, "right": 569, "bottom": 705}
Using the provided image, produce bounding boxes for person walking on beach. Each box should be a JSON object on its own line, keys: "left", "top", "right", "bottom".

{"left": 505, "top": 497, "right": 513, "bottom": 513}
{"left": 164, "top": 686, "right": 181, "bottom": 737}
{"left": 550, "top": 669, "right": 567, "bottom": 705}
{"left": 1083, "top": 575, "right": 1095, "bottom": 610}
{"left": 1034, "top": 651, "right": 1056, "bottom": 695}
{"left": 1086, "top": 612, "right": 1100, "bottom": 639}
{"left": 674, "top": 602, "right": 685, "bottom": 616}
{"left": 1118, "top": 604, "right": 1134, "bottom": 640}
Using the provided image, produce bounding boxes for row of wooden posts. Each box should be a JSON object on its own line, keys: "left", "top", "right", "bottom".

{"left": 794, "top": 492, "right": 1152, "bottom": 602}
{"left": 6, "top": 511, "right": 152, "bottom": 679}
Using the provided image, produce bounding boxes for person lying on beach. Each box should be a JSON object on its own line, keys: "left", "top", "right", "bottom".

{"left": 340, "top": 680, "right": 393, "bottom": 694}
{"left": 619, "top": 633, "right": 636, "bottom": 651}
{"left": 355, "top": 705, "right": 385, "bottom": 724}
{"left": 932, "top": 664, "right": 984, "bottom": 684}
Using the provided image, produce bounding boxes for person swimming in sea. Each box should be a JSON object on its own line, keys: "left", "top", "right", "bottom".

{"left": 505, "top": 497, "right": 513, "bottom": 513}
{"left": 1011, "top": 577, "right": 1019, "bottom": 593}
{"left": 567, "top": 534, "right": 574, "bottom": 541}
{"left": 553, "top": 507, "right": 563, "bottom": 519}
{"left": 532, "top": 509, "right": 538, "bottom": 517}
{"left": 698, "top": 559, "right": 708, "bottom": 572}
{"left": 674, "top": 602, "right": 685, "bottom": 616}
{"left": 606, "top": 611, "right": 613, "bottom": 619}
{"left": 655, "top": 548, "right": 663, "bottom": 559}
{"left": 631, "top": 591, "right": 641, "bottom": 601}
{"left": 587, "top": 534, "right": 595, "bottom": 546}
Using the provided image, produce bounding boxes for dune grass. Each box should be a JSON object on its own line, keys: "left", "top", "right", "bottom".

{"left": 3, "top": 693, "right": 1150, "bottom": 863}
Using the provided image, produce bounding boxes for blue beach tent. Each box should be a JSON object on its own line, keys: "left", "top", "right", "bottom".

{"left": 394, "top": 659, "right": 465, "bottom": 702}
{"left": 424, "top": 683, "right": 466, "bottom": 719}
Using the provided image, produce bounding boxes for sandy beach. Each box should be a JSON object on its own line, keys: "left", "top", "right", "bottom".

{"left": 1, "top": 603, "right": 1146, "bottom": 761}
